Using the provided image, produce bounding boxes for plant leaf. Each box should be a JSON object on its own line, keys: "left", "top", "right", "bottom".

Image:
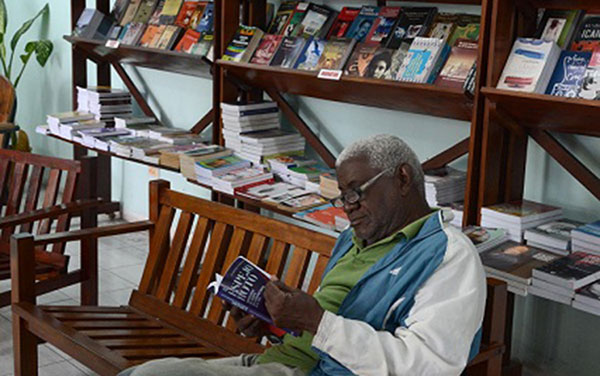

{"left": 34, "top": 39, "right": 52, "bottom": 66}
{"left": 0, "top": 0, "right": 7, "bottom": 36}
{"left": 10, "top": 3, "right": 49, "bottom": 51}
{"left": 20, "top": 49, "right": 33, "bottom": 64}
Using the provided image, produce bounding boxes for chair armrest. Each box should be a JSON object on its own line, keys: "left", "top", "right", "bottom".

{"left": 30, "top": 220, "right": 154, "bottom": 247}
{"left": 0, "top": 199, "right": 104, "bottom": 229}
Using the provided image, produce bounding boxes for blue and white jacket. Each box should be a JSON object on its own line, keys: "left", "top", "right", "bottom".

{"left": 309, "top": 210, "right": 486, "bottom": 376}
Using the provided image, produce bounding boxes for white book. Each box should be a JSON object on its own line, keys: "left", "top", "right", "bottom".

{"left": 396, "top": 37, "right": 449, "bottom": 83}
{"left": 496, "top": 38, "right": 561, "bottom": 93}
{"left": 220, "top": 101, "right": 278, "bottom": 113}
{"left": 531, "top": 278, "right": 575, "bottom": 297}
{"left": 571, "top": 300, "right": 600, "bottom": 316}
{"left": 528, "top": 285, "right": 573, "bottom": 305}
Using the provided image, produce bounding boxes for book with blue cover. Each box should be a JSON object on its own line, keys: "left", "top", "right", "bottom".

{"left": 195, "top": 2, "right": 214, "bottom": 33}
{"left": 346, "top": 6, "right": 379, "bottom": 42}
{"left": 545, "top": 50, "right": 592, "bottom": 97}
{"left": 293, "top": 37, "right": 326, "bottom": 70}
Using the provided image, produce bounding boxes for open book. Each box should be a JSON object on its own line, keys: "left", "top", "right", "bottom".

{"left": 208, "top": 256, "right": 296, "bottom": 337}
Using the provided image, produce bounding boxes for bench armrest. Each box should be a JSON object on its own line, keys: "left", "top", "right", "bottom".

{"left": 0, "top": 199, "right": 104, "bottom": 229}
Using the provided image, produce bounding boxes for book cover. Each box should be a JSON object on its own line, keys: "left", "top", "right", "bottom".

{"left": 139, "top": 24, "right": 163, "bottom": 47}
{"left": 174, "top": 0, "right": 199, "bottom": 28}
{"left": 147, "top": 25, "right": 167, "bottom": 48}
{"left": 396, "top": 37, "right": 447, "bottom": 83}
{"left": 327, "top": 7, "right": 360, "bottom": 39}
{"left": 120, "top": 0, "right": 142, "bottom": 26}
{"left": 237, "top": 182, "right": 297, "bottom": 200}
{"left": 533, "top": 252, "right": 600, "bottom": 290}
{"left": 121, "top": 22, "right": 147, "bottom": 45}
{"left": 384, "top": 7, "right": 437, "bottom": 49}
{"left": 269, "top": 36, "right": 306, "bottom": 68}
{"left": 294, "top": 37, "right": 326, "bottom": 70}
{"left": 157, "top": 25, "right": 182, "bottom": 49}
{"left": 188, "top": 1, "right": 208, "bottom": 29}
{"left": 463, "top": 61, "right": 478, "bottom": 96}
{"left": 279, "top": 192, "right": 328, "bottom": 210}
{"left": 363, "top": 48, "right": 394, "bottom": 79}
{"left": 346, "top": 6, "right": 379, "bottom": 42}
{"left": 193, "top": 33, "right": 213, "bottom": 56}
{"left": 222, "top": 25, "right": 265, "bottom": 63}
{"left": 448, "top": 14, "right": 480, "bottom": 46}
{"left": 536, "top": 9, "right": 583, "bottom": 48}
{"left": 195, "top": 2, "right": 214, "bottom": 33}
{"left": 435, "top": 39, "right": 478, "bottom": 88}
{"left": 571, "top": 13, "right": 600, "bottom": 52}
{"left": 482, "top": 200, "right": 562, "bottom": 221}
{"left": 175, "top": 29, "right": 201, "bottom": 53}
{"left": 148, "top": 0, "right": 166, "bottom": 24}
{"left": 344, "top": 42, "right": 379, "bottom": 77}
{"left": 111, "top": 0, "right": 132, "bottom": 24}
{"left": 545, "top": 50, "right": 592, "bottom": 97}
{"left": 267, "top": 1, "right": 297, "bottom": 35}
{"left": 159, "top": 0, "right": 183, "bottom": 25}
{"left": 578, "top": 48, "right": 600, "bottom": 100}
{"left": 133, "top": 0, "right": 159, "bottom": 24}
{"left": 316, "top": 37, "right": 356, "bottom": 71}
{"left": 208, "top": 256, "right": 293, "bottom": 337}
{"left": 293, "top": 203, "right": 348, "bottom": 231}
{"left": 250, "top": 35, "right": 284, "bottom": 65}
{"left": 291, "top": 3, "right": 334, "bottom": 38}
{"left": 525, "top": 219, "right": 584, "bottom": 249}
{"left": 575, "top": 282, "right": 600, "bottom": 309}
{"left": 427, "top": 13, "right": 459, "bottom": 43}
{"left": 365, "top": 6, "right": 402, "bottom": 45}
{"left": 573, "top": 221, "right": 600, "bottom": 243}
{"left": 283, "top": 2, "right": 309, "bottom": 37}
{"left": 496, "top": 38, "right": 561, "bottom": 93}
{"left": 463, "top": 226, "right": 508, "bottom": 252}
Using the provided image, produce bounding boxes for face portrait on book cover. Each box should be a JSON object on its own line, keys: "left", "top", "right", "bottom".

{"left": 366, "top": 51, "right": 392, "bottom": 79}
{"left": 356, "top": 20, "right": 373, "bottom": 40}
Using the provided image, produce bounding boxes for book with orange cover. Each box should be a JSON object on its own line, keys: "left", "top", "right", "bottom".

{"left": 175, "top": 29, "right": 201, "bottom": 52}
{"left": 139, "top": 25, "right": 163, "bottom": 47}
{"left": 175, "top": 0, "right": 200, "bottom": 28}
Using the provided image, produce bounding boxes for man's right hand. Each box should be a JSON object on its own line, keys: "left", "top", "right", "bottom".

{"left": 223, "top": 302, "right": 270, "bottom": 338}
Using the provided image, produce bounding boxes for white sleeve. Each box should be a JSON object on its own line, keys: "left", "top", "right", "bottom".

{"left": 311, "top": 227, "right": 487, "bottom": 376}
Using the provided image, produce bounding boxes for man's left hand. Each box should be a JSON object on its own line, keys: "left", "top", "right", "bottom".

{"left": 264, "top": 280, "right": 324, "bottom": 335}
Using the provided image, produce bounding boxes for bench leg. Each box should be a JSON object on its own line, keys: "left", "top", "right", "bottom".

{"left": 13, "top": 315, "right": 38, "bottom": 376}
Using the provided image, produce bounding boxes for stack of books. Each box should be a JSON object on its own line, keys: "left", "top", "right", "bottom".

{"left": 319, "top": 172, "right": 341, "bottom": 199}
{"left": 573, "top": 282, "right": 600, "bottom": 316}
{"left": 448, "top": 201, "right": 464, "bottom": 228}
{"left": 480, "top": 200, "right": 563, "bottom": 242}
{"left": 194, "top": 155, "right": 251, "bottom": 186}
{"left": 159, "top": 144, "right": 208, "bottom": 169}
{"left": 571, "top": 221, "right": 600, "bottom": 255}
{"left": 424, "top": 167, "right": 466, "bottom": 207}
{"left": 236, "top": 181, "right": 300, "bottom": 201}
{"left": 75, "top": 127, "right": 132, "bottom": 150}
{"left": 530, "top": 252, "right": 600, "bottom": 305}
{"left": 463, "top": 226, "right": 508, "bottom": 253}
{"left": 285, "top": 163, "right": 333, "bottom": 189}
{"left": 46, "top": 112, "right": 98, "bottom": 140}
{"left": 211, "top": 167, "right": 274, "bottom": 195}
{"left": 109, "top": 136, "right": 172, "bottom": 163}
{"left": 267, "top": 154, "right": 316, "bottom": 178}
{"left": 234, "top": 129, "right": 306, "bottom": 168}
{"left": 293, "top": 203, "right": 349, "bottom": 232}
{"left": 479, "top": 240, "right": 560, "bottom": 296}
{"left": 524, "top": 219, "right": 584, "bottom": 256}
{"left": 77, "top": 86, "right": 133, "bottom": 125}
{"left": 179, "top": 145, "right": 233, "bottom": 180}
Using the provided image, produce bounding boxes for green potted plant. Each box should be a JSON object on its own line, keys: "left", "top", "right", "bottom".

{"left": 0, "top": 1, "right": 53, "bottom": 123}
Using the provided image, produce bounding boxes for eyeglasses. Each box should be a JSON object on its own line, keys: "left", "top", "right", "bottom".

{"left": 331, "top": 167, "right": 393, "bottom": 208}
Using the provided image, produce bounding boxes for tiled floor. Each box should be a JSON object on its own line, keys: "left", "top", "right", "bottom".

{"left": 0, "top": 216, "right": 148, "bottom": 376}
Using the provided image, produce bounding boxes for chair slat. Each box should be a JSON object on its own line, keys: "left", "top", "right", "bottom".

{"left": 265, "top": 240, "right": 290, "bottom": 279}
{"left": 116, "top": 347, "right": 217, "bottom": 359}
{"left": 245, "top": 233, "right": 268, "bottom": 266}
{"left": 98, "top": 337, "right": 198, "bottom": 349}
{"left": 1, "top": 162, "right": 28, "bottom": 242}
{"left": 189, "top": 222, "right": 232, "bottom": 317}
{"left": 36, "top": 169, "right": 62, "bottom": 236}
{"left": 79, "top": 328, "right": 180, "bottom": 339}
{"left": 307, "top": 255, "right": 330, "bottom": 295}
{"left": 20, "top": 165, "right": 44, "bottom": 233}
{"left": 155, "top": 211, "right": 195, "bottom": 302}
{"left": 172, "top": 217, "right": 211, "bottom": 310}
{"left": 50, "top": 170, "right": 79, "bottom": 255}
{"left": 284, "top": 247, "right": 311, "bottom": 289}
{"left": 0, "top": 159, "right": 10, "bottom": 212}
{"left": 138, "top": 205, "right": 176, "bottom": 294}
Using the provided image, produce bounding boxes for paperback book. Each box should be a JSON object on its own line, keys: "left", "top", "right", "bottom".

{"left": 396, "top": 37, "right": 450, "bottom": 83}
{"left": 270, "top": 36, "right": 307, "bottom": 68}
{"left": 427, "top": 13, "right": 458, "bottom": 44}
{"left": 344, "top": 43, "right": 380, "bottom": 77}
{"left": 435, "top": 39, "right": 478, "bottom": 88}
{"left": 291, "top": 3, "right": 334, "bottom": 38}
{"left": 447, "top": 14, "right": 480, "bottom": 46}
{"left": 463, "top": 226, "right": 509, "bottom": 253}
{"left": 578, "top": 49, "right": 600, "bottom": 100}
{"left": 250, "top": 35, "right": 284, "bottom": 65}
{"left": 222, "top": 25, "right": 264, "bottom": 63}
{"left": 283, "top": 3, "right": 309, "bottom": 37}
{"left": 545, "top": 50, "right": 592, "bottom": 97}
{"left": 346, "top": 6, "right": 379, "bottom": 42}
{"left": 532, "top": 252, "right": 600, "bottom": 290}
{"left": 571, "top": 13, "right": 600, "bottom": 52}
{"left": 316, "top": 38, "right": 356, "bottom": 71}
{"left": 364, "top": 6, "right": 402, "bottom": 45}
{"left": 294, "top": 37, "right": 326, "bottom": 71}
{"left": 327, "top": 7, "right": 360, "bottom": 39}
{"left": 195, "top": 2, "right": 214, "bottom": 34}
{"left": 536, "top": 9, "right": 583, "bottom": 49}
{"left": 384, "top": 7, "right": 437, "bottom": 49}
{"left": 267, "top": 1, "right": 296, "bottom": 35}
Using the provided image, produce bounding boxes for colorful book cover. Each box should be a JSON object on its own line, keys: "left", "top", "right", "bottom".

{"left": 435, "top": 39, "right": 478, "bottom": 88}
{"left": 293, "top": 203, "right": 348, "bottom": 230}
{"left": 294, "top": 37, "right": 327, "bottom": 71}
{"left": 327, "top": 7, "right": 360, "bottom": 39}
{"left": 147, "top": 25, "right": 167, "bottom": 48}
{"left": 279, "top": 192, "right": 328, "bottom": 210}
{"left": 222, "top": 25, "right": 264, "bottom": 63}
{"left": 192, "top": 33, "right": 213, "bottom": 56}
{"left": 156, "top": 25, "right": 181, "bottom": 49}
{"left": 195, "top": 2, "right": 214, "bottom": 33}
{"left": 269, "top": 36, "right": 306, "bottom": 68}
{"left": 174, "top": 0, "right": 199, "bottom": 28}
{"left": 363, "top": 48, "right": 394, "bottom": 79}
{"left": 122, "top": 22, "right": 147, "bottom": 45}
{"left": 316, "top": 37, "right": 356, "bottom": 71}
{"left": 365, "top": 6, "right": 402, "bottom": 45}
{"left": 571, "top": 13, "right": 600, "bottom": 52}
{"left": 148, "top": 0, "right": 166, "bottom": 24}
{"left": 344, "top": 42, "right": 379, "bottom": 76}
{"left": 267, "top": 1, "right": 297, "bottom": 35}
{"left": 282, "top": 2, "right": 309, "bottom": 37}
{"left": 133, "top": 0, "right": 159, "bottom": 24}
{"left": 545, "top": 50, "right": 592, "bottom": 97}
{"left": 120, "top": 0, "right": 143, "bottom": 26}
{"left": 463, "top": 226, "right": 507, "bottom": 250}
{"left": 533, "top": 252, "right": 600, "bottom": 289}
{"left": 579, "top": 49, "right": 600, "bottom": 100}
{"left": 159, "top": 0, "right": 183, "bottom": 25}
{"left": 346, "top": 6, "right": 379, "bottom": 42}
{"left": 384, "top": 7, "right": 437, "bottom": 49}
{"left": 250, "top": 35, "right": 284, "bottom": 65}
{"left": 427, "top": 13, "right": 458, "bottom": 43}
{"left": 138, "top": 25, "right": 162, "bottom": 47}
{"left": 175, "top": 28, "right": 201, "bottom": 53}
{"left": 188, "top": 1, "right": 208, "bottom": 29}
{"left": 396, "top": 37, "right": 448, "bottom": 83}
{"left": 536, "top": 9, "right": 583, "bottom": 48}
{"left": 111, "top": 0, "right": 132, "bottom": 24}
{"left": 448, "top": 14, "right": 480, "bottom": 46}
{"left": 291, "top": 3, "right": 334, "bottom": 38}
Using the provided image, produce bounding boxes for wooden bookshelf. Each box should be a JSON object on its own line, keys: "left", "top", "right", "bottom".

{"left": 64, "top": 36, "right": 213, "bottom": 79}
{"left": 219, "top": 60, "right": 473, "bottom": 121}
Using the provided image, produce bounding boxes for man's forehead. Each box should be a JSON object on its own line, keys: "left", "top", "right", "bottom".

{"left": 336, "top": 157, "right": 378, "bottom": 184}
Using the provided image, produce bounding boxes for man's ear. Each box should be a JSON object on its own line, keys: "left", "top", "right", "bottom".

{"left": 395, "top": 163, "right": 413, "bottom": 196}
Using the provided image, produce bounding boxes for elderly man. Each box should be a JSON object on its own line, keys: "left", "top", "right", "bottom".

{"left": 121, "top": 134, "right": 486, "bottom": 376}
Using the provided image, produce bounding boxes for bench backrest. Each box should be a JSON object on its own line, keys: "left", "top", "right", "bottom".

{"left": 133, "top": 180, "right": 337, "bottom": 333}
{"left": 0, "top": 149, "right": 83, "bottom": 265}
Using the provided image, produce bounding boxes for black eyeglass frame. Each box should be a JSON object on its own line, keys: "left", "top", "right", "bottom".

{"left": 330, "top": 167, "right": 394, "bottom": 208}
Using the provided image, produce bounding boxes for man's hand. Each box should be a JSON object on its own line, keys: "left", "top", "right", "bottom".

{"left": 264, "top": 280, "right": 325, "bottom": 335}
{"left": 222, "top": 302, "right": 270, "bottom": 338}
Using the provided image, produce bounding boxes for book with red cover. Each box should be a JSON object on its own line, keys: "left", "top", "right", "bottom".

{"left": 571, "top": 13, "right": 600, "bottom": 52}
{"left": 327, "top": 7, "right": 360, "bottom": 39}
{"left": 250, "top": 34, "right": 284, "bottom": 65}
{"left": 175, "top": 29, "right": 201, "bottom": 52}
{"left": 175, "top": 0, "right": 199, "bottom": 28}
{"left": 365, "top": 6, "right": 402, "bottom": 45}
{"left": 293, "top": 203, "right": 349, "bottom": 231}
{"left": 435, "top": 39, "right": 478, "bottom": 88}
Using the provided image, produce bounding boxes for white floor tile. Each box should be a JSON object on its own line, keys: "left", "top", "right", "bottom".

{"left": 109, "top": 264, "right": 145, "bottom": 286}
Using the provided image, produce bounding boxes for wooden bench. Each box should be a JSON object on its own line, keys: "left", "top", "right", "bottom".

{"left": 11, "top": 180, "right": 506, "bottom": 375}
{"left": 0, "top": 149, "right": 104, "bottom": 308}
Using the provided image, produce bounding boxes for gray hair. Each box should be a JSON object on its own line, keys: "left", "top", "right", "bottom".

{"left": 336, "top": 134, "right": 425, "bottom": 196}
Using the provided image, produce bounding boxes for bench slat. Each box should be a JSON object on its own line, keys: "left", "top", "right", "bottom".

{"left": 80, "top": 328, "right": 180, "bottom": 339}
{"left": 308, "top": 255, "right": 330, "bottom": 295}
{"left": 20, "top": 165, "right": 44, "bottom": 233}
{"left": 139, "top": 205, "right": 175, "bottom": 294}
{"left": 285, "top": 247, "right": 311, "bottom": 289}
{"left": 265, "top": 240, "right": 290, "bottom": 278}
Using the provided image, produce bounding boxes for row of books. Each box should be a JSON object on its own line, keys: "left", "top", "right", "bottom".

{"left": 74, "top": 0, "right": 215, "bottom": 57}
{"left": 497, "top": 10, "right": 600, "bottom": 99}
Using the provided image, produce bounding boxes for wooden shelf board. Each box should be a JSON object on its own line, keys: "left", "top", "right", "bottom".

{"left": 218, "top": 60, "right": 474, "bottom": 121}
{"left": 525, "top": 0, "right": 600, "bottom": 9}
{"left": 64, "top": 36, "right": 212, "bottom": 79}
{"left": 482, "top": 87, "right": 600, "bottom": 137}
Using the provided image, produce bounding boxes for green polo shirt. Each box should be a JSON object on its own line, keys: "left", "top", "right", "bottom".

{"left": 257, "top": 213, "right": 434, "bottom": 373}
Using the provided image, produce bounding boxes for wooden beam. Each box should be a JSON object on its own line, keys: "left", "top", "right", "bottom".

{"left": 265, "top": 89, "right": 336, "bottom": 168}
{"left": 421, "top": 137, "right": 470, "bottom": 171}
{"left": 528, "top": 129, "right": 600, "bottom": 200}
{"left": 111, "top": 62, "right": 158, "bottom": 119}
{"left": 190, "top": 109, "right": 214, "bottom": 134}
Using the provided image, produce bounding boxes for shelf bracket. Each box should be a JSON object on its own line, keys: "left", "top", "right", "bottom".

{"left": 528, "top": 129, "right": 600, "bottom": 200}
{"left": 421, "top": 137, "right": 470, "bottom": 171}
{"left": 110, "top": 62, "right": 159, "bottom": 120}
{"left": 265, "top": 88, "right": 336, "bottom": 168}
{"left": 190, "top": 109, "right": 214, "bottom": 134}
{"left": 491, "top": 104, "right": 527, "bottom": 138}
